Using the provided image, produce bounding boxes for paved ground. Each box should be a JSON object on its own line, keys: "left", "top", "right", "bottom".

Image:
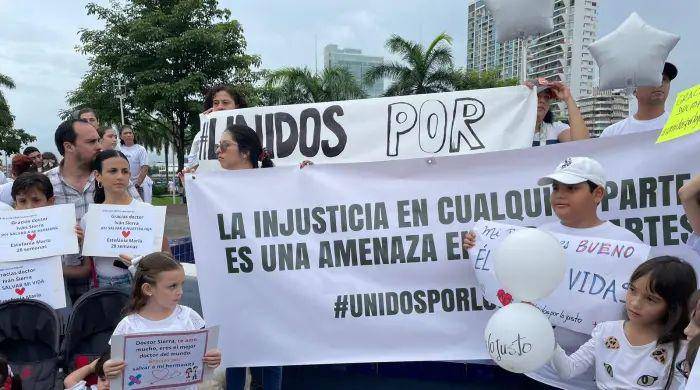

{"left": 165, "top": 203, "right": 190, "bottom": 239}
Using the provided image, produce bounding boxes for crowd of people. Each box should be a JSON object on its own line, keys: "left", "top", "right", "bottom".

{"left": 0, "top": 59, "right": 698, "bottom": 390}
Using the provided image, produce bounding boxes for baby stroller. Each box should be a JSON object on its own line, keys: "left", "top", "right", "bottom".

{"left": 61, "top": 287, "right": 129, "bottom": 373}
{"left": 0, "top": 299, "right": 60, "bottom": 389}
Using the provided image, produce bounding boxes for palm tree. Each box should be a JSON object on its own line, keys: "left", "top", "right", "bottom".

{"left": 365, "top": 33, "right": 455, "bottom": 96}
{"left": 261, "top": 67, "right": 367, "bottom": 105}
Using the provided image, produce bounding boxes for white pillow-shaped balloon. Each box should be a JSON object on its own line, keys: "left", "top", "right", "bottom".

{"left": 493, "top": 228, "right": 565, "bottom": 302}
{"left": 484, "top": 303, "right": 556, "bottom": 373}
{"left": 485, "top": 0, "right": 554, "bottom": 43}
{"left": 589, "top": 12, "right": 680, "bottom": 90}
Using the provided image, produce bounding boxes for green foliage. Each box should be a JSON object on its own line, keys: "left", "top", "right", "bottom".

{"left": 71, "top": 0, "right": 260, "bottom": 170}
{"left": 452, "top": 69, "right": 519, "bottom": 91}
{"left": 365, "top": 33, "right": 455, "bottom": 96}
{"left": 261, "top": 67, "right": 367, "bottom": 105}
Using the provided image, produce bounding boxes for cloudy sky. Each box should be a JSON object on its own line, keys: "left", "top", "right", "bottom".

{"left": 0, "top": 0, "right": 697, "bottom": 160}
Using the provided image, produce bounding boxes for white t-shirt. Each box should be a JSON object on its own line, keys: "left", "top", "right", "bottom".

{"left": 81, "top": 199, "right": 140, "bottom": 278}
{"left": 533, "top": 121, "right": 570, "bottom": 146}
{"left": 0, "top": 199, "right": 11, "bottom": 210}
{"left": 689, "top": 233, "right": 700, "bottom": 257}
{"left": 119, "top": 144, "right": 149, "bottom": 182}
{"left": 552, "top": 320, "right": 687, "bottom": 389}
{"left": 112, "top": 305, "right": 205, "bottom": 336}
{"left": 599, "top": 112, "right": 669, "bottom": 138}
{"left": 527, "top": 220, "right": 643, "bottom": 390}
{"left": 0, "top": 181, "right": 13, "bottom": 206}
{"left": 0, "top": 171, "right": 7, "bottom": 185}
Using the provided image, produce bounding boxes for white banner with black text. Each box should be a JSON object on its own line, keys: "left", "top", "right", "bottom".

{"left": 186, "top": 130, "right": 700, "bottom": 367}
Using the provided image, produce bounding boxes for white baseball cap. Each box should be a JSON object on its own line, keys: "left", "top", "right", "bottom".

{"left": 538, "top": 157, "right": 606, "bottom": 188}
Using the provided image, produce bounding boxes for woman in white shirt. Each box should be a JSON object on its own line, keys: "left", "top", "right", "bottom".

{"left": 118, "top": 125, "right": 149, "bottom": 199}
{"left": 527, "top": 78, "right": 590, "bottom": 147}
{"left": 86, "top": 150, "right": 170, "bottom": 290}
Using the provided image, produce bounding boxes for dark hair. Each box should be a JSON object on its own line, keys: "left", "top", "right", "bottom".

{"left": 11, "top": 172, "right": 53, "bottom": 201}
{"left": 10, "top": 155, "right": 37, "bottom": 178}
{"left": 542, "top": 109, "right": 553, "bottom": 124}
{"left": 125, "top": 252, "right": 183, "bottom": 315}
{"left": 98, "top": 126, "right": 115, "bottom": 138}
{"left": 203, "top": 85, "right": 248, "bottom": 111}
{"left": 223, "top": 124, "right": 273, "bottom": 168}
{"left": 41, "top": 152, "right": 58, "bottom": 172}
{"left": 22, "top": 146, "right": 40, "bottom": 156}
{"left": 119, "top": 124, "right": 136, "bottom": 146}
{"left": 0, "top": 355, "right": 22, "bottom": 390}
{"left": 585, "top": 180, "right": 599, "bottom": 193}
{"left": 91, "top": 150, "right": 130, "bottom": 204}
{"left": 94, "top": 350, "right": 110, "bottom": 380}
{"left": 55, "top": 118, "right": 90, "bottom": 156}
{"left": 77, "top": 107, "right": 98, "bottom": 119}
{"left": 41, "top": 152, "right": 57, "bottom": 162}
{"left": 629, "top": 256, "right": 697, "bottom": 389}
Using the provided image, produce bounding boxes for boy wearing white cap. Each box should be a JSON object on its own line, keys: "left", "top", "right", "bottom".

{"left": 464, "top": 156, "right": 642, "bottom": 389}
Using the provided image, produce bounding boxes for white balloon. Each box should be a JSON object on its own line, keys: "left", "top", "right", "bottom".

{"left": 484, "top": 303, "right": 555, "bottom": 373}
{"left": 493, "top": 228, "right": 565, "bottom": 301}
{"left": 486, "top": 0, "right": 554, "bottom": 43}
{"left": 589, "top": 12, "right": 680, "bottom": 90}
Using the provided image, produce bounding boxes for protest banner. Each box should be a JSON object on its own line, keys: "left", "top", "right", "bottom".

{"left": 110, "top": 326, "right": 219, "bottom": 390}
{"left": 657, "top": 84, "right": 700, "bottom": 143}
{"left": 0, "top": 256, "right": 66, "bottom": 309}
{"left": 186, "top": 130, "right": 700, "bottom": 367}
{"left": 0, "top": 204, "right": 79, "bottom": 262}
{"left": 82, "top": 203, "right": 166, "bottom": 257}
{"left": 193, "top": 86, "right": 537, "bottom": 170}
{"left": 468, "top": 220, "right": 650, "bottom": 334}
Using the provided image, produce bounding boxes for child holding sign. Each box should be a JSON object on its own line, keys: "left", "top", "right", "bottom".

{"left": 85, "top": 150, "right": 170, "bottom": 290}
{"left": 464, "top": 157, "right": 643, "bottom": 390}
{"left": 551, "top": 256, "right": 694, "bottom": 389}
{"left": 679, "top": 174, "right": 700, "bottom": 256}
{"left": 103, "top": 252, "right": 221, "bottom": 387}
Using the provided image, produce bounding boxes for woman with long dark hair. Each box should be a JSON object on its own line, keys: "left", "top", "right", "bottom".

{"left": 85, "top": 150, "right": 170, "bottom": 290}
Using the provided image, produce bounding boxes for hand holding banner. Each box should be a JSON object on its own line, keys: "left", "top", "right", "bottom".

{"left": 0, "top": 204, "right": 79, "bottom": 262}
{"left": 110, "top": 326, "right": 219, "bottom": 390}
{"left": 82, "top": 203, "right": 166, "bottom": 257}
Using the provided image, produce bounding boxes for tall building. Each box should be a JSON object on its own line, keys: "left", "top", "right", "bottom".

{"left": 466, "top": 0, "right": 599, "bottom": 100}
{"left": 466, "top": 0, "right": 524, "bottom": 80}
{"left": 324, "top": 44, "right": 384, "bottom": 97}
{"left": 578, "top": 90, "right": 630, "bottom": 137}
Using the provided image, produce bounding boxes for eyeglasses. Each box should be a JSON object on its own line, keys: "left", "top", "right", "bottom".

{"left": 215, "top": 141, "right": 236, "bottom": 152}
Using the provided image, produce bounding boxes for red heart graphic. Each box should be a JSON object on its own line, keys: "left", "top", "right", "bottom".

{"left": 497, "top": 289, "right": 513, "bottom": 306}
{"left": 121, "top": 230, "right": 131, "bottom": 238}
{"left": 26, "top": 233, "right": 36, "bottom": 241}
{"left": 20, "top": 367, "right": 31, "bottom": 379}
{"left": 15, "top": 287, "right": 25, "bottom": 296}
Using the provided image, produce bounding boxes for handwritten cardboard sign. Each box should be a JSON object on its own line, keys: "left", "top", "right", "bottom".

{"left": 469, "top": 220, "right": 650, "bottom": 334}
{"left": 82, "top": 203, "right": 166, "bottom": 257}
{"left": 0, "top": 204, "right": 79, "bottom": 262}
{"left": 0, "top": 256, "right": 66, "bottom": 309}
{"left": 657, "top": 84, "right": 700, "bottom": 143}
{"left": 110, "top": 327, "right": 219, "bottom": 390}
